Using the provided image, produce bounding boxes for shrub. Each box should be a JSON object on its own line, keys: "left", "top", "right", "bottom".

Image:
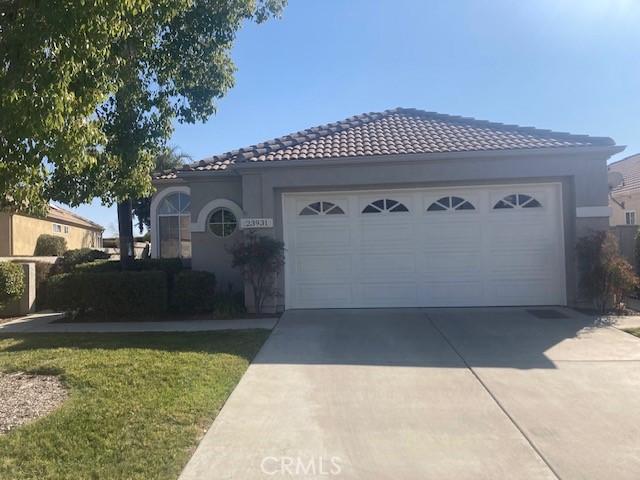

{"left": 0, "top": 262, "right": 25, "bottom": 308}
{"left": 34, "top": 234, "right": 67, "bottom": 256}
{"left": 228, "top": 233, "right": 284, "bottom": 314}
{"left": 73, "top": 259, "right": 120, "bottom": 273}
{"left": 73, "top": 258, "right": 183, "bottom": 275}
{"left": 43, "top": 271, "right": 167, "bottom": 318}
{"left": 577, "top": 231, "right": 638, "bottom": 313}
{"left": 213, "top": 291, "right": 246, "bottom": 318}
{"left": 61, "top": 248, "right": 110, "bottom": 272}
{"left": 170, "top": 271, "right": 216, "bottom": 313}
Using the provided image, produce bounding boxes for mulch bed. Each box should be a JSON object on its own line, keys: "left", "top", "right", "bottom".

{"left": 0, "top": 372, "right": 67, "bottom": 434}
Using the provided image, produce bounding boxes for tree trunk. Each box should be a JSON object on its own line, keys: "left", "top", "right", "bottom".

{"left": 117, "top": 199, "right": 135, "bottom": 270}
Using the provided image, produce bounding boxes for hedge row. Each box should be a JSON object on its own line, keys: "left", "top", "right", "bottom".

{"left": 45, "top": 271, "right": 168, "bottom": 317}
{"left": 42, "top": 268, "right": 216, "bottom": 317}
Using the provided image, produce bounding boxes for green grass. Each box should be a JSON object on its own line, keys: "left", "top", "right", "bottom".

{"left": 0, "top": 331, "right": 269, "bottom": 480}
{"left": 625, "top": 328, "right": 640, "bottom": 338}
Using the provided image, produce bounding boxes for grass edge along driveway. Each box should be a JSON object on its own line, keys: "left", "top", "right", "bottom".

{"left": 0, "top": 330, "right": 269, "bottom": 480}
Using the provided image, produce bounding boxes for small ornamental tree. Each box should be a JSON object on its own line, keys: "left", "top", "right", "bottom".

{"left": 229, "top": 233, "right": 285, "bottom": 314}
{"left": 577, "top": 231, "right": 638, "bottom": 313}
{"left": 634, "top": 228, "right": 640, "bottom": 273}
{"left": 0, "top": 262, "right": 25, "bottom": 309}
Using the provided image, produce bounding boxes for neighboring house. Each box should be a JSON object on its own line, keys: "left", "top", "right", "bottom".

{"left": 608, "top": 153, "right": 640, "bottom": 226}
{"left": 151, "top": 107, "right": 622, "bottom": 311}
{"left": 0, "top": 204, "right": 104, "bottom": 256}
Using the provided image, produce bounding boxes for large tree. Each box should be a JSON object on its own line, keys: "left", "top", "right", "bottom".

{"left": 0, "top": 0, "right": 284, "bottom": 263}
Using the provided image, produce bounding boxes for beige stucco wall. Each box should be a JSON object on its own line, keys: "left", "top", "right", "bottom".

{"left": 0, "top": 213, "right": 11, "bottom": 256}
{"left": 11, "top": 214, "right": 101, "bottom": 255}
{"left": 609, "top": 192, "right": 640, "bottom": 226}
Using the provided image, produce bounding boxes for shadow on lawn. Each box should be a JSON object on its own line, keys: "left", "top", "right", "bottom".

{"left": 0, "top": 330, "right": 269, "bottom": 359}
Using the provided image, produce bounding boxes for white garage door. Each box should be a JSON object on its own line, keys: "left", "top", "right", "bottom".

{"left": 283, "top": 184, "right": 566, "bottom": 309}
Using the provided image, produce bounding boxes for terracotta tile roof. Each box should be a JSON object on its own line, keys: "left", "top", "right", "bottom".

{"left": 47, "top": 204, "right": 104, "bottom": 230}
{"left": 609, "top": 154, "right": 640, "bottom": 195}
{"left": 156, "top": 107, "right": 615, "bottom": 179}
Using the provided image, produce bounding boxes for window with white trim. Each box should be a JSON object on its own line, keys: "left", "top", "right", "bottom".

{"left": 52, "top": 223, "right": 62, "bottom": 233}
{"left": 64, "top": 225, "right": 70, "bottom": 234}
{"left": 299, "top": 201, "right": 345, "bottom": 216}
{"left": 362, "top": 199, "right": 409, "bottom": 214}
{"left": 626, "top": 211, "right": 636, "bottom": 225}
{"left": 493, "top": 194, "right": 542, "bottom": 209}
{"left": 208, "top": 208, "right": 238, "bottom": 237}
{"left": 157, "top": 192, "right": 191, "bottom": 258}
{"left": 427, "top": 196, "right": 475, "bottom": 212}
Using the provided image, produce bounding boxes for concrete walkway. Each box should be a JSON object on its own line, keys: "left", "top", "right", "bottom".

{"left": 0, "top": 312, "right": 278, "bottom": 333}
{"left": 180, "top": 307, "right": 640, "bottom": 480}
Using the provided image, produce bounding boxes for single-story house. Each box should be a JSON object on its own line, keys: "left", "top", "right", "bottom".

{"left": 0, "top": 204, "right": 104, "bottom": 256}
{"left": 151, "top": 108, "right": 623, "bottom": 311}
{"left": 608, "top": 153, "right": 640, "bottom": 226}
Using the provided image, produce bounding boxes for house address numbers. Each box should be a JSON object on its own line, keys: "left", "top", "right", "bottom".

{"left": 240, "top": 218, "right": 274, "bottom": 229}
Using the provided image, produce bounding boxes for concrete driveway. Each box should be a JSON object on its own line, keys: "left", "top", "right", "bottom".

{"left": 180, "top": 308, "right": 640, "bottom": 480}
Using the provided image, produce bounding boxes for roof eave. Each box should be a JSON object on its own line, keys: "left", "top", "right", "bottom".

{"left": 231, "top": 144, "right": 626, "bottom": 171}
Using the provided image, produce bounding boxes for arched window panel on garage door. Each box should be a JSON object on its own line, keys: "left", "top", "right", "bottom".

{"left": 493, "top": 194, "right": 542, "bottom": 210}
{"left": 361, "top": 199, "right": 409, "bottom": 214}
{"left": 299, "top": 201, "right": 345, "bottom": 216}
{"left": 427, "top": 196, "right": 476, "bottom": 212}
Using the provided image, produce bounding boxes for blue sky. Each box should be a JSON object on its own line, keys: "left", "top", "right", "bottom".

{"left": 68, "top": 0, "right": 640, "bottom": 235}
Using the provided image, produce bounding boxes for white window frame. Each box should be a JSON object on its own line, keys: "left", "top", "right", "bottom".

{"left": 150, "top": 186, "right": 191, "bottom": 258}
{"left": 208, "top": 207, "right": 239, "bottom": 238}
{"left": 63, "top": 225, "right": 69, "bottom": 234}
{"left": 52, "top": 223, "right": 62, "bottom": 233}
{"left": 625, "top": 210, "right": 636, "bottom": 225}
{"left": 156, "top": 191, "right": 192, "bottom": 259}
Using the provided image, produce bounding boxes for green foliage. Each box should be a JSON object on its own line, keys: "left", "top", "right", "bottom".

{"left": 1, "top": 1, "right": 285, "bottom": 215}
{"left": 44, "top": 271, "right": 168, "bottom": 318}
{"left": 132, "top": 146, "right": 192, "bottom": 232}
{"left": 229, "top": 232, "right": 284, "bottom": 313}
{"left": 0, "top": 331, "right": 267, "bottom": 480}
{"left": 0, "top": 262, "right": 24, "bottom": 308}
{"left": 61, "top": 248, "right": 111, "bottom": 272}
{"left": 213, "top": 291, "right": 247, "bottom": 318}
{"left": 577, "top": 231, "right": 638, "bottom": 313}
{"left": 34, "top": 234, "right": 67, "bottom": 256}
{"left": 170, "top": 271, "right": 217, "bottom": 313}
{"left": 73, "top": 258, "right": 183, "bottom": 275}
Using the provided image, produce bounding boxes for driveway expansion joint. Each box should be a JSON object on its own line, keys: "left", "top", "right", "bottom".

{"left": 425, "top": 313, "right": 562, "bottom": 480}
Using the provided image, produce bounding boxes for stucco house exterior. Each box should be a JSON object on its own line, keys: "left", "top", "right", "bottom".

{"left": 608, "top": 153, "right": 640, "bottom": 226}
{"left": 0, "top": 204, "right": 104, "bottom": 256}
{"left": 151, "top": 108, "right": 623, "bottom": 311}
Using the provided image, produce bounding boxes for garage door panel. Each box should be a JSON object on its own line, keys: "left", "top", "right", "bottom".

{"left": 295, "top": 283, "right": 353, "bottom": 308}
{"left": 359, "top": 223, "right": 414, "bottom": 249}
{"left": 284, "top": 184, "right": 565, "bottom": 308}
{"left": 486, "top": 279, "right": 558, "bottom": 305}
{"left": 295, "top": 254, "right": 352, "bottom": 280}
{"left": 420, "top": 281, "right": 485, "bottom": 306}
{"left": 359, "top": 253, "right": 416, "bottom": 276}
{"left": 293, "top": 225, "right": 351, "bottom": 250}
{"left": 424, "top": 251, "right": 482, "bottom": 272}
{"left": 359, "top": 282, "right": 417, "bottom": 306}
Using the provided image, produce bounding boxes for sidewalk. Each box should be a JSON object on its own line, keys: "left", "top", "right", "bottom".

{"left": 0, "top": 312, "right": 278, "bottom": 334}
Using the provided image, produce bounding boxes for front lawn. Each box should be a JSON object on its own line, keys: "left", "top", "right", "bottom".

{"left": 626, "top": 328, "right": 640, "bottom": 338}
{"left": 0, "top": 331, "right": 268, "bottom": 479}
